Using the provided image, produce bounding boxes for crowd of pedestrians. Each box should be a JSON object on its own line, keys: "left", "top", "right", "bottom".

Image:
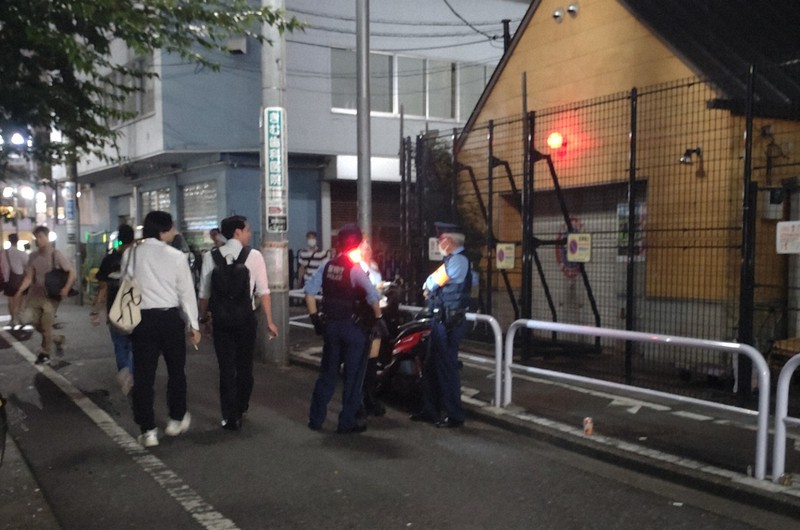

{"left": 5, "top": 213, "right": 472, "bottom": 447}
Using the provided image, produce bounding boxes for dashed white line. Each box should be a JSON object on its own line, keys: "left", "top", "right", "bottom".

{"left": 2, "top": 330, "right": 239, "bottom": 530}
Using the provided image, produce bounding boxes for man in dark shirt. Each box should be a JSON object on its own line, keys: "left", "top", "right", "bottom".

{"left": 91, "top": 224, "right": 136, "bottom": 394}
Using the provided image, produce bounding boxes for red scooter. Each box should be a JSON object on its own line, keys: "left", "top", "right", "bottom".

{"left": 374, "top": 283, "right": 432, "bottom": 408}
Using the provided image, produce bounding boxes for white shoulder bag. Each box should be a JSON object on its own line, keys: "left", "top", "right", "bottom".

{"left": 108, "top": 246, "right": 142, "bottom": 334}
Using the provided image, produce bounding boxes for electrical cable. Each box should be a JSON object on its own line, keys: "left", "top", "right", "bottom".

{"left": 441, "top": 0, "right": 498, "bottom": 41}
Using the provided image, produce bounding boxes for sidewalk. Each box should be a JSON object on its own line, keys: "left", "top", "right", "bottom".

{"left": 288, "top": 315, "right": 800, "bottom": 518}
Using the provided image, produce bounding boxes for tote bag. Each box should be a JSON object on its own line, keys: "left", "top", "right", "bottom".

{"left": 108, "top": 246, "right": 142, "bottom": 334}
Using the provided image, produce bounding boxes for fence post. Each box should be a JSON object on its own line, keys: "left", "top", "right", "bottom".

{"left": 625, "top": 87, "right": 638, "bottom": 384}
{"left": 487, "top": 120, "right": 495, "bottom": 316}
{"left": 737, "top": 64, "right": 757, "bottom": 402}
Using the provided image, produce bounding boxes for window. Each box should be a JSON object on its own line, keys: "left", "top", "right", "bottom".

{"left": 111, "top": 54, "right": 155, "bottom": 126}
{"left": 398, "top": 57, "right": 425, "bottom": 116}
{"left": 140, "top": 188, "right": 171, "bottom": 217}
{"left": 459, "top": 63, "right": 487, "bottom": 123}
{"left": 331, "top": 48, "right": 356, "bottom": 109}
{"left": 428, "top": 60, "right": 455, "bottom": 120}
{"left": 331, "top": 48, "right": 488, "bottom": 122}
{"left": 331, "top": 49, "right": 393, "bottom": 112}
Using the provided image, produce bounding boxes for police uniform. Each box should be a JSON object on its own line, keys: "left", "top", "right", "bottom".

{"left": 418, "top": 224, "right": 471, "bottom": 426}
{"left": 305, "top": 227, "right": 381, "bottom": 433}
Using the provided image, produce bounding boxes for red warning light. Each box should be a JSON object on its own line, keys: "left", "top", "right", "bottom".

{"left": 547, "top": 131, "right": 564, "bottom": 150}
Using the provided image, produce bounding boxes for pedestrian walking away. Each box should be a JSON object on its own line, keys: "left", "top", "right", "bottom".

{"left": 2, "top": 233, "right": 29, "bottom": 328}
{"left": 126, "top": 211, "right": 201, "bottom": 448}
{"left": 198, "top": 215, "right": 279, "bottom": 431}
{"left": 13, "top": 226, "right": 75, "bottom": 365}
{"left": 90, "top": 224, "right": 136, "bottom": 395}
{"left": 410, "top": 222, "right": 471, "bottom": 428}
{"left": 305, "top": 224, "right": 386, "bottom": 434}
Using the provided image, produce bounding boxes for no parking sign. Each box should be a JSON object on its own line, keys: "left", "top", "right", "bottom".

{"left": 496, "top": 243, "right": 515, "bottom": 269}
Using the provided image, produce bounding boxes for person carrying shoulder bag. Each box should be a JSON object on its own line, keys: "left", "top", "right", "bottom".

{"left": 14, "top": 226, "right": 74, "bottom": 365}
{"left": 127, "top": 211, "right": 201, "bottom": 448}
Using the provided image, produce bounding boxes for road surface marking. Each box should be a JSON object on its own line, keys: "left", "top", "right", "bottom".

{"left": 3, "top": 330, "right": 240, "bottom": 530}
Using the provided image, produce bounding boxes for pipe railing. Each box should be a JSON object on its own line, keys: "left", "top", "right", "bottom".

{"left": 772, "top": 353, "right": 800, "bottom": 483}
{"left": 504, "top": 319, "right": 771, "bottom": 481}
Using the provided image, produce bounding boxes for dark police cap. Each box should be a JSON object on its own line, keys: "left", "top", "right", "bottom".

{"left": 337, "top": 223, "right": 363, "bottom": 248}
{"left": 434, "top": 222, "right": 463, "bottom": 237}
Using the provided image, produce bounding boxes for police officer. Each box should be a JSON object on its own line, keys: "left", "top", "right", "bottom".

{"left": 411, "top": 222, "right": 471, "bottom": 428}
{"left": 305, "top": 224, "right": 384, "bottom": 434}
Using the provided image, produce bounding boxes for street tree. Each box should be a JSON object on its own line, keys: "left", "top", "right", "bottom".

{"left": 0, "top": 0, "right": 301, "bottom": 167}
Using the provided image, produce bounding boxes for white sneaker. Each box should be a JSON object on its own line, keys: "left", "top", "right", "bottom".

{"left": 138, "top": 428, "right": 159, "bottom": 448}
{"left": 165, "top": 412, "right": 191, "bottom": 436}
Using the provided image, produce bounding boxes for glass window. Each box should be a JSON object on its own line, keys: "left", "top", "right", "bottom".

{"left": 370, "top": 53, "right": 393, "bottom": 113}
{"left": 398, "top": 56, "right": 425, "bottom": 116}
{"left": 428, "top": 60, "right": 455, "bottom": 120}
{"left": 141, "top": 188, "right": 171, "bottom": 217}
{"left": 331, "top": 48, "right": 357, "bottom": 109}
{"left": 459, "top": 64, "right": 486, "bottom": 122}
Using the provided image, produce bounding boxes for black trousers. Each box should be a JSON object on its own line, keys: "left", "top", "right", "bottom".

{"left": 131, "top": 308, "right": 187, "bottom": 432}
{"left": 212, "top": 313, "right": 257, "bottom": 422}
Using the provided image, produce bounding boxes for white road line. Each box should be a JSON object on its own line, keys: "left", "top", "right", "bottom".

{"left": 672, "top": 410, "right": 713, "bottom": 421}
{"left": 2, "top": 330, "right": 240, "bottom": 530}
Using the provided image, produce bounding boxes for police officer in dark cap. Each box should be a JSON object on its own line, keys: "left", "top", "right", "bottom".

{"left": 411, "top": 222, "right": 471, "bottom": 428}
{"left": 305, "top": 223, "right": 385, "bottom": 433}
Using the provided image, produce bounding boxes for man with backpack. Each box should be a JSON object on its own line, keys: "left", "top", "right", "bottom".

{"left": 198, "top": 215, "right": 279, "bottom": 431}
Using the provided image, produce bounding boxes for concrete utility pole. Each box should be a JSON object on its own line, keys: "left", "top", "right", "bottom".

{"left": 356, "top": 0, "right": 372, "bottom": 240}
{"left": 261, "top": 0, "right": 289, "bottom": 366}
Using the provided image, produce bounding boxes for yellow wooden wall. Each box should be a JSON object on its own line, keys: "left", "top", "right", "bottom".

{"left": 456, "top": 0, "right": 797, "bottom": 304}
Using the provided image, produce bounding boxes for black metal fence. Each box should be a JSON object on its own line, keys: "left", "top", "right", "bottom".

{"left": 400, "top": 71, "right": 800, "bottom": 409}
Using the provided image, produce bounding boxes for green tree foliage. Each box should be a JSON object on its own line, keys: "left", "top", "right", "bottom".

{"left": 0, "top": 0, "right": 301, "bottom": 164}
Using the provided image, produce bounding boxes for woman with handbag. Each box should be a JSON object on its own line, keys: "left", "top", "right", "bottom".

{"left": 13, "top": 226, "right": 75, "bottom": 365}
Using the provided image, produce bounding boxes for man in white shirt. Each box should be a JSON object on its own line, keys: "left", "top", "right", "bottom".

{"left": 2, "top": 233, "right": 28, "bottom": 327}
{"left": 198, "top": 215, "right": 278, "bottom": 431}
{"left": 126, "top": 211, "right": 201, "bottom": 448}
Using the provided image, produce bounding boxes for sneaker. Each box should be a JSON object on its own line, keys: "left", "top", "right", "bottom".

{"left": 221, "top": 418, "right": 241, "bottom": 431}
{"left": 138, "top": 428, "right": 159, "bottom": 447}
{"left": 165, "top": 412, "right": 191, "bottom": 436}
{"left": 34, "top": 353, "right": 50, "bottom": 365}
{"left": 54, "top": 336, "right": 65, "bottom": 357}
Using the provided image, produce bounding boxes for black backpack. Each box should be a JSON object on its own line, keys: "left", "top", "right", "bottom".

{"left": 209, "top": 246, "right": 253, "bottom": 328}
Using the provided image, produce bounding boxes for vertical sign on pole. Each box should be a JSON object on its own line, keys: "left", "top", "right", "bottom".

{"left": 64, "top": 181, "right": 77, "bottom": 244}
{"left": 265, "top": 107, "right": 288, "bottom": 235}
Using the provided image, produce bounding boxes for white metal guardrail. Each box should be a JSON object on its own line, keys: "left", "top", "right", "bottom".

{"left": 504, "top": 319, "right": 771, "bottom": 481}
{"left": 772, "top": 353, "right": 800, "bottom": 484}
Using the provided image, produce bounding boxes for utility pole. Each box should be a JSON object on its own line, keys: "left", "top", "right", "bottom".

{"left": 356, "top": 0, "right": 372, "bottom": 239}
{"left": 261, "top": 0, "right": 289, "bottom": 366}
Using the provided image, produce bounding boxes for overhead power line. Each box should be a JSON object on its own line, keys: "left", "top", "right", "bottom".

{"left": 288, "top": 7, "right": 519, "bottom": 27}
{"left": 442, "top": 0, "right": 497, "bottom": 41}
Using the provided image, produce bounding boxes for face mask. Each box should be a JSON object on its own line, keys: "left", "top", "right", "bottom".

{"left": 307, "top": 238, "right": 317, "bottom": 248}
{"left": 438, "top": 242, "right": 448, "bottom": 255}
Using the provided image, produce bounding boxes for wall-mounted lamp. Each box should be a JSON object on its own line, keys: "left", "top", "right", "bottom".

{"left": 679, "top": 147, "right": 705, "bottom": 177}
{"left": 567, "top": 3, "right": 580, "bottom": 17}
{"left": 679, "top": 147, "right": 702, "bottom": 164}
{"left": 553, "top": 3, "right": 579, "bottom": 23}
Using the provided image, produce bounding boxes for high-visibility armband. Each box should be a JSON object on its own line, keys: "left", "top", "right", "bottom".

{"left": 431, "top": 264, "right": 449, "bottom": 287}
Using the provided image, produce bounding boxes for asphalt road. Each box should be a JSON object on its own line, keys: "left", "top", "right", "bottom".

{"left": 1, "top": 302, "right": 798, "bottom": 529}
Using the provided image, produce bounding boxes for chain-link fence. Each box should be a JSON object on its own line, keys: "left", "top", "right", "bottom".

{"left": 401, "top": 70, "right": 800, "bottom": 409}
